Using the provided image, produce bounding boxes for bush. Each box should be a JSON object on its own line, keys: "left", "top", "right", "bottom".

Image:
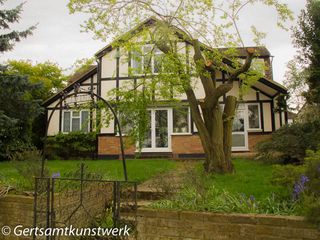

{"left": 45, "top": 132, "right": 96, "bottom": 159}
{"left": 271, "top": 164, "right": 305, "bottom": 190}
{"left": 271, "top": 148, "right": 320, "bottom": 226}
{"left": 256, "top": 120, "right": 320, "bottom": 164}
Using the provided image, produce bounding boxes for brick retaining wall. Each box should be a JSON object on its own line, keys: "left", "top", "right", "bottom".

{"left": 136, "top": 208, "right": 320, "bottom": 240}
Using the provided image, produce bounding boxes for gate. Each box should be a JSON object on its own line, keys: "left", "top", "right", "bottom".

{"left": 33, "top": 164, "right": 137, "bottom": 239}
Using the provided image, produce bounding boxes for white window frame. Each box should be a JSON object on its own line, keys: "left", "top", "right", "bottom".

{"left": 171, "top": 107, "right": 192, "bottom": 135}
{"left": 62, "top": 110, "right": 90, "bottom": 133}
{"left": 131, "top": 44, "right": 163, "bottom": 75}
{"left": 247, "top": 103, "right": 262, "bottom": 131}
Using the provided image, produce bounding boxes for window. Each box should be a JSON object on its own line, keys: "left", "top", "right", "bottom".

{"left": 172, "top": 107, "right": 190, "bottom": 134}
{"left": 118, "top": 113, "right": 132, "bottom": 135}
{"left": 131, "top": 45, "right": 163, "bottom": 74}
{"left": 247, "top": 104, "right": 261, "bottom": 129}
{"left": 62, "top": 110, "right": 89, "bottom": 133}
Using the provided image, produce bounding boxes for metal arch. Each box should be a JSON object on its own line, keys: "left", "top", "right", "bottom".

{"left": 43, "top": 90, "right": 128, "bottom": 181}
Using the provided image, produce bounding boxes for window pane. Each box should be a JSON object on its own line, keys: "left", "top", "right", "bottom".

{"left": 131, "top": 51, "right": 142, "bottom": 74}
{"left": 232, "top": 110, "right": 244, "bottom": 132}
{"left": 232, "top": 134, "right": 245, "bottom": 147}
{"left": 155, "top": 110, "right": 168, "bottom": 148}
{"left": 142, "top": 111, "right": 152, "bottom": 148}
{"left": 72, "top": 111, "right": 80, "bottom": 117}
{"left": 72, "top": 118, "right": 80, "bottom": 132}
{"left": 173, "top": 107, "right": 189, "bottom": 133}
{"left": 154, "top": 53, "right": 163, "bottom": 73}
{"left": 63, "top": 112, "right": 70, "bottom": 132}
{"left": 143, "top": 49, "right": 152, "bottom": 72}
{"left": 81, "top": 111, "right": 89, "bottom": 132}
{"left": 248, "top": 105, "right": 260, "bottom": 129}
{"left": 119, "top": 113, "right": 131, "bottom": 135}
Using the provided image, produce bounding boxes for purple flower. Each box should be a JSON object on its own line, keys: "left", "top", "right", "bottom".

{"left": 250, "top": 195, "right": 255, "bottom": 201}
{"left": 292, "top": 175, "right": 309, "bottom": 201}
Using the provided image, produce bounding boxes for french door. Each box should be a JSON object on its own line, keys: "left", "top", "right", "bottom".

{"left": 141, "top": 109, "right": 171, "bottom": 152}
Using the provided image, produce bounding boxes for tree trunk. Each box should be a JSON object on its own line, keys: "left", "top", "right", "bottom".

{"left": 223, "top": 96, "right": 237, "bottom": 172}
{"left": 203, "top": 105, "right": 234, "bottom": 173}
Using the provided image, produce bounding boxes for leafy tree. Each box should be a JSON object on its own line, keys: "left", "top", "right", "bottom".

{"left": 0, "top": 0, "right": 36, "bottom": 53}
{"left": 284, "top": 60, "right": 308, "bottom": 111}
{"left": 69, "top": 0, "right": 292, "bottom": 173}
{"left": 293, "top": 0, "right": 320, "bottom": 105}
{"left": 6, "top": 60, "right": 67, "bottom": 100}
{"left": 0, "top": 73, "right": 42, "bottom": 160}
{"left": 68, "top": 57, "right": 95, "bottom": 84}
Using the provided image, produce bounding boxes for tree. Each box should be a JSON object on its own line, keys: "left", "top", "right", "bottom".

{"left": 67, "top": 57, "right": 95, "bottom": 84}
{"left": 284, "top": 60, "right": 308, "bottom": 111}
{"left": 4, "top": 60, "right": 67, "bottom": 149}
{"left": 68, "top": 0, "right": 293, "bottom": 173}
{"left": 293, "top": 0, "right": 320, "bottom": 105}
{"left": 6, "top": 60, "right": 67, "bottom": 100}
{"left": 0, "top": 73, "right": 42, "bottom": 160}
{"left": 0, "top": 0, "right": 36, "bottom": 53}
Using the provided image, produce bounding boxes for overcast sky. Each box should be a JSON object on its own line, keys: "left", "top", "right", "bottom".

{"left": 1, "top": 0, "right": 307, "bottom": 83}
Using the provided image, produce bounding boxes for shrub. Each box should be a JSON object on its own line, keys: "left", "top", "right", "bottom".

{"left": 256, "top": 120, "right": 320, "bottom": 164}
{"left": 271, "top": 148, "right": 320, "bottom": 226}
{"left": 45, "top": 132, "right": 97, "bottom": 159}
{"left": 271, "top": 164, "right": 305, "bottom": 190}
{"left": 10, "top": 149, "right": 49, "bottom": 190}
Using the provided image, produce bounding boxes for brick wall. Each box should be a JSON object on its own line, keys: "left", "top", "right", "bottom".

{"left": 98, "top": 133, "right": 272, "bottom": 159}
{"left": 136, "top": 208, "right": 320, "bottom": 240}
{"left": 0, "top": 185, "right": 113, "bottom": 240}
{"left": 0, "top": 195, "right": 33, "bottom": 240}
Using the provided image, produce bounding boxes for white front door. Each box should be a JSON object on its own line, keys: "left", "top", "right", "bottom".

{"left": 141, "top": 109, "right": 172, "bottom": 152}
{"left": 232, "top": 105, "right": 248, "bottom": 151}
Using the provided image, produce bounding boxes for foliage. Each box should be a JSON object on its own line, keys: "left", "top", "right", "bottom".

{"left": 0, "top": 73, "right": 43, "bottom": 160}
{"left": 304, "top": 148, "right": 320, "bottom": 197}
{"left": 68, "top": 0, "right": 293, "bottom": 174}
{"left": 152, "top": 159, "right": 296, "bottom": 215}
{"left": 0, "top": 0, "right": 36, "bottom": 52}
{"left": 256, "top": 120, "right": 320, "bottom": 164}
{"left": 284, "top": 60, "right": 308, "bottom": 111}
{"left": 293, "top": 0, "right": 320, "bottom": 105}
{"left": 10, "top": 149, "right": 49, "bottom": 190}
{"left": 45, "top": 132, "right": 97, "bottom": 159}
{"left": 270, "top": 148, "right": 320, "bottom": 226}
{"left": 271, "top": 164, "right": 305, "bottom": 190}
{"left": 6, "top": 60, "right": 67, "bottom": 100}
{"left": 68, "top": 57, "right": 95, "bottom": 84}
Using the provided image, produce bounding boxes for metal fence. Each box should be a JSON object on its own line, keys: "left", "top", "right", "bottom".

{"left": 33, "top": 165, "right": 137, "bottom": 240}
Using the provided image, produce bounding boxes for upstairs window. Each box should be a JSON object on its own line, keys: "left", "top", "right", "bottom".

{"left": 131, "top": 45, "right": 163, "bottom": 74}
{"left": 63, "top": 110, "right": 89, "bottom": 133}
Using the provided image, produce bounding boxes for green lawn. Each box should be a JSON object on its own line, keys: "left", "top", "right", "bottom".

{"left": 0, "top": 159, "right": 177, "bottom": 190}
{"left": 211, "top": 158, "right": 287, "bottom": 199}
{"left": 153, "top": 159, "right": 293, "bottom": 215}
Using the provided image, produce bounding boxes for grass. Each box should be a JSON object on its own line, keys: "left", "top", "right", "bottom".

{"left": 210, "top": 158, "right": 287, "bottom": 200}
{"left": 152, "top": 158, "right": 296, "bottom": 215}
{"left": 0, "top": 159, "right": 177, "bottom": 190}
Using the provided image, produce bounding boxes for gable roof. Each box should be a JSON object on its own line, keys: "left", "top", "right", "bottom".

{"left": 43, "top": 65, "right": 97, "bottom": 107}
